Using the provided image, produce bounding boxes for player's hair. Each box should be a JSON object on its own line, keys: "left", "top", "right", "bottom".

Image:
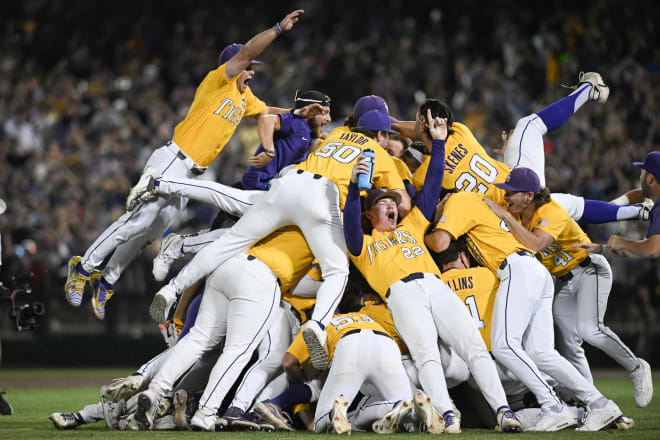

{"left": 432, "top": 235, "right": 469, "bottom": 268}
{"left": 410, "top": 141, "right": 428, "bottom": 155}
{"left": 344, "top": 114, "right": 358, "bottom": 128}
{"left": 352, "top": 127, "right": 381, "bottom": 139}
{"left": 533, "top": 187, "right": 552, "bottom": 207}
{"left": 389, "top": 134, "right": 411, "bottom": 151}
{"left": 419, "top": 99, "right": 455, "bottom": 137}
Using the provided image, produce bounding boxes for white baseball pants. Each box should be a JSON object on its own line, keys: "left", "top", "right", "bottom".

{"left": 313, "top": 330, "right": 411, "bottom": 432}
{"left": 553, "top": 253, "right": 639, "bottom": 382}
{"left": 491, "top": 252, "right": 603, "bottom": 409}
{"left": 169, "top": 169, "right": 349, "bottom": 327}
{"left": 80, "top": 142, "right": 197, "bottom": 284}
{"left": 387, "top": 274, "right": 508, "bottom": 415}
{"left": 503, "top": 114, "right": 548, "bottom": 187}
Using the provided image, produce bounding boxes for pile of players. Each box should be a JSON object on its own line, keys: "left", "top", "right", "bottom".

{"left": 50, "top": 8, "right": 654, "bottom": 434}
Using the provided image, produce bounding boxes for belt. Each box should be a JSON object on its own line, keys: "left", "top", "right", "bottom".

{"left": 165, "top": 141, "right": 207, "bottom": 176}
{"left": 385, "top": 272, "right": 440, "bottom": 298}
{"left": 498, "top": 250, "right": 534, "bottom": 270}
{"left": 296, "top": 169, "right": 322, "bottom": 180}
{"left": 558, "top": 256, "right": 592, "bottom": 282}
{"left": 341, "top": 328, "right": 391, "bottom": 339}
{"left": 246, "top": 254, "right": 281, "bottom": 286}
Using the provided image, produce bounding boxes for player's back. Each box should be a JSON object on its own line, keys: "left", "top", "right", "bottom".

{"left": 441, "top": 267, "right": 498, "bottom": 351}
{"left": 413, "top": 122, "right": 509, "bottom": 205}
{"left": 295, "top": 127, "right": 402, "bottom": 208}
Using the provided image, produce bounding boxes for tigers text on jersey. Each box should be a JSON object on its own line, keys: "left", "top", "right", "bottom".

{"left": 441, "top": 267, "right": 498, "bottom": 351}
{"left": 518, "top": 198, "right": 591, "bottom": 277}
{"left": 172, "top": 63, "right": 266, "bottom": 167}
{"left": 435, "top": 191, "right": 532, "bottom": 273}
{"left": 246, "top": 226, "right": 313, "bottom": 293}
{"left": 295, "top": 127, "right": 405, "bottom": 209}
{"left": 286, "top": 313, "right": 388, "bottom": 366}
{"left": 350, "top": 207, "right": 441, "bottom": 299}
{"left": 412, "top": 122, "right": 509, "bottom": 206}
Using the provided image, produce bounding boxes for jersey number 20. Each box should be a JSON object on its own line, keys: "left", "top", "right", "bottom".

{"left": 455, "top": 154, "right": 498, "bottom": 194}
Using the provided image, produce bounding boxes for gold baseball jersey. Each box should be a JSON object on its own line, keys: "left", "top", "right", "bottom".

{"left": 441, "top": 267, "right": 498, "bottom": 351}
{"left": 172, "top": 63, "right": 266, "bottom": 167}
{"left": 281, "top": 292, "right": 316, "bottom": 325}
{"left": 393, "top": 156, "right": 413, "bottom": 183}
{"left": 358, "top": 300, "right": 408, "bottom": 355}
{"left": 435, "top": 191, "right": 532, "bottom": 273}
{"left": 350, "top": 207, "right": 442, "bottom": 300}
{"left": 246, "top": 226, "right": 313, "bottom": 293}
{"left": 295, "top": 127, "right": 405, "bottom": 208}
{"left": 286, "top": 313, "right": 389, "bottom": 366}
{"left": 516, "top": 199, "right": 592, "bottom": 277}
{"left": 412, "top": 122, "right": 509, "bottom": 206}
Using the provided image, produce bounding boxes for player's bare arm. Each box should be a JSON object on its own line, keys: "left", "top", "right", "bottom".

{"left": 391, "top": 120, "right": 417, "bottom": 139}
{"left": 607, "top": 234, "right": 660, "bottom": 259}
{"left": 282, "top": 352, "right": 307, "bottom": 384}
{"left": 482, "top": 196, "right": 553, "bottom": 252}
{"left": 225, "top": 9, "right": 304, "bottom": 79}
{"left": 247, "top": 115, "right": 281, "bottom": 168}
{"left": 610, "top": 188, "right": 644, "bottom": 205}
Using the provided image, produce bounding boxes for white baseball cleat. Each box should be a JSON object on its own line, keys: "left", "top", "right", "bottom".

{"left": 254, "top": 401, "right": 294, "bottom": 431}
{"left": 577, "top": 71, "right": 609, "bottom": 104}
{"left": 100, "top": 374, "right": 145, "bottom": 403}
{"left": 442, "top": 409, "right": 461, "bottom": 434}
{"left": 150, "top": 283, "right": 179, "bottom": 324}
{"left": 103, "top": 399, "right": 127, "bottom": 429}
{"left": 153, "top": 414, "right": 177, "bottom": 431}
{"left": 190, "top": 409, "right": 217, "bottom": 432}
{"left": 132, "top": 391, "right": 159, "bottom": 430}
{"left": 630, "top": 358, "right": 653, "bottom": 408}
{"left": 49, "top": 412, "right": 83, "bottom": 429}
{"left": 496, "top": 405, "right": 523, "bottom": 433}
{"left": 126, "top": 167, "right": 160, "bottom": 211}
{"left": 528, "top": 404, "right": 577, "bottom": 432}
{"left": 576, "top": 400, "right": 622, "bottom": 431}
{"left": 153, "top": 233, "right": 184, "bottom": 282}
{"left": 302, "top": 320, "right": 329, "bottom": 369}
{"left": 372, "top": 398, "right": 413, "bottom": 434}
{"left": 412, "top": 391, "right": 444, "bottom": 434}
{"left": 331, "top": 395, "right": 351, "bottom": 434}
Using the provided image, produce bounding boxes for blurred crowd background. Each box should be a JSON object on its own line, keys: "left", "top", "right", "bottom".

{"left": 0, "top": 0, "right": 658, "bottom": 365}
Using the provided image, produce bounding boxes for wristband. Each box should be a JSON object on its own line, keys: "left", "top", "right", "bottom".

{"left": 264, "top": 149, "right": 276, "bottom": 158}
{"left": 275, "top": 22, "right": 283, "bottom": 34}
{"left": 598, "top": 244, "right": 607, "bottom": 254}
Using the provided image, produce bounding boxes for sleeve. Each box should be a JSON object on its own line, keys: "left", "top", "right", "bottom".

{"left": 287, "top": 331, "right": 310, "bottom": 365}
{"left": 277, "top": 113, "right": 296, "bottom": 137}
{"left": 206, "top": 63, "right": 233, "bottom": 89}
{"left": 244, "top": 86, "right": 267, "bottom": 117}
{"left": 435, "top": 194, "right": 475, "bottom": 239}
{"left": 343, "top": 182, "right": 365, "bottom": 256}
{"left": 372, "top": 148, "right": 405, "bottom": 191}
{"left": 416, "top": 139, "right": 445, "bottom": 220}
{"left": 648, "top": 209, "right": 660, "bottom": 236}
{"left": 533, "top": 203, "right": 567, "bottom": 240}
{"left": 404, "top": 180, "right": 416, "bottom": 199}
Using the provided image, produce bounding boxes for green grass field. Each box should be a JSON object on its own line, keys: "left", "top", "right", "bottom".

{"left": 0, "top": 369, "right": 658, "bottom": 439}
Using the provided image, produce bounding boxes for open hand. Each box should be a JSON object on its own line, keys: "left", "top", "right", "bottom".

{"left": 280, "top": 9, "right": 304, "bottom": 31}
{"left": 247, "top": 151, "right": 274, "bottom": 168}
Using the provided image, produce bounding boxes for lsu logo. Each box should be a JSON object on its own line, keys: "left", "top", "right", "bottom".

{"left": 213, "top": 98, "right": 245, "bottom": 126}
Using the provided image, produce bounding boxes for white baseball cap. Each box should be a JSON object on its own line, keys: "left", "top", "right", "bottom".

{"left": 0, "top": 198, "right": 5, "bottom": 215}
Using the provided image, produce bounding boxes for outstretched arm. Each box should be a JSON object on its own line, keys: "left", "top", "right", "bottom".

{"left": 247, "top": 115, "right": 281, "bottom": 168}
{"left": 416, "top": 112, "right": 447, "bottom": 221}
{"left": 343, "top": 159, "right": 370, "bottom": 256}
{"left": 225, "top": 9, "right": 304, "bottom": 79}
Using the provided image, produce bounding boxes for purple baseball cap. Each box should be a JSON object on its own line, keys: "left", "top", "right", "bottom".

{"left": 218, "top": 43, "right": 264, "bottom": 66}
{"left": 364, "top": 188, "right": 402, "bottom": 210}
{"left": 357, "top": 110, "right": 397, "bottom": 134}
{"left": 352, "top": 95, "right": 398, "bottom": 123}
{"left": 633, "top": 151, "right": 660, "bottom": 179}
{"left": 495, "top": 167, "right": 541, "bottom": 193}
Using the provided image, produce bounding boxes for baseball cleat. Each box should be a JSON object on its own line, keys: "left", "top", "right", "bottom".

{"left": 172, "top": 389, "right": 189, "bottom": 430}
{"left": 372, "top": 398, "right": 413, "bottom": 434}
{"left": 630, "top": 358, "right": 653, "bottom": 408}
{"left": 576, "top": 400, "right": 622, "bottom": 432}
{"left": 243, "top": 412, "right": 275, "bottom": 431}
{"left": 442, "top": 409, "right": 461, "bottom": 434}
{"left": 126, "top": 167, "right": 160, "bottom": 211}
{"left": 529, "top": 404, "right": 577, "bottom": 432}
{"left": 150, "top": 283, "right": 179, "bottom": 324}
{"left": 496, "top": 405, "right": 523, "bottom": 433}
{"left": 91, "top": 272, "right": 114, "bottom": 320}
{"left": 0, "top": 392, "right": 13, "bottom": 416}
{"left": 254, "top": 401, "right": 294, "bottom": 431}
{"left": 153, "top": 233, "right": 184, "bottom": 282}
{"left": 302, "top": 320, "right": 329, "bottom": 369}
{"left": 153, "top": 414, "right": 177, "bottom": 431}
{"left": 65, "top": 256, "right": 89, "bottom": 307}
{"left": 577, "top": 71, "right": 609, "bottom": 104}
{"left": 412, "top": 391, "right": 444, "bottom": 434}
{"left": 331, "top": 395, "right": 351, "bottom": 434}
{"left": 132, "top": 391, "right": 159, "bottom": 430}
{"left": 611, "top": 415, "right": 635, "bottom": 430}
{"left": 101, "top": 374, "right": 145, "bottom": 403}
{"left": 103, "top": 399, "right": 127, "bottom": 429}
{"left": 49, "top": 412, "right": 83, "bottom": 429}
{"left": 190, "top": 409, "right": 217, "bottom": 432}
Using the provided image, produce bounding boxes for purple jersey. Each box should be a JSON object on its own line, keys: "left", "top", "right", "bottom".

{"left": 240, "top": 113, "right": 312, "bottom": 190}
{"left": 647, "top": 197, "right": 660, "bottom": 237}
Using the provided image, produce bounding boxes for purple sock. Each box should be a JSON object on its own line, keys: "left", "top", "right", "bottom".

{"left": 536, "top": 84, "right": 591, "bottom": 131}
{"left": 269, "top": 383, "right": 312, "bottom": 408}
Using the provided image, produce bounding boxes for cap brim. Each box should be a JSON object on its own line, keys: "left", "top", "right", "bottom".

{"left": 494, "top": 182, "right": 522, "bottom": 192}
{"left": 370, "top": 190, "right": 402, "bottom": 208}
{"left": 632, "top": 161, "right": 644, "bottom": 168}
{"left": 250, "top": 59, "right": 264, "bottom": 65}
{"left": 388, "top": 115, "right": 399, "bottom": 124}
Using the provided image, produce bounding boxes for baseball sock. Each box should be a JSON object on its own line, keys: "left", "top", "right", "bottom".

{"left": 535, "top": 83, "right": 592, "bottom": 132}
{"left": 581, "top": 200, "right": 641, "bottom": 223}
{"left": 269, "top": 383, "right": 312, "bottom": 408}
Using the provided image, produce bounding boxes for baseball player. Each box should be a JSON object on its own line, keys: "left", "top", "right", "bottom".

{"left": 146, "top": 106, "right": 409, "bottom": 373}
{"left": 484, "top": 167, "right": 653, "bottom": 408}
{"left": 343, "top": 110, "right": 522, "bottom": 433}
{"left": 64, "top": 9, "right": 308, "bottom": 319}
{"left": 426, "top": 190, "right": 623, "bottom": 431}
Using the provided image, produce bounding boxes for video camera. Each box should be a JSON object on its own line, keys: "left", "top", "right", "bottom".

{"left": 0, "top": 272, "right": 44, "bottom": 331}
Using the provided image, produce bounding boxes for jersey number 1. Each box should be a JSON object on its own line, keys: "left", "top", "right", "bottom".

{"left": 464, "top": 295, "right": 485, "bottom": 329}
